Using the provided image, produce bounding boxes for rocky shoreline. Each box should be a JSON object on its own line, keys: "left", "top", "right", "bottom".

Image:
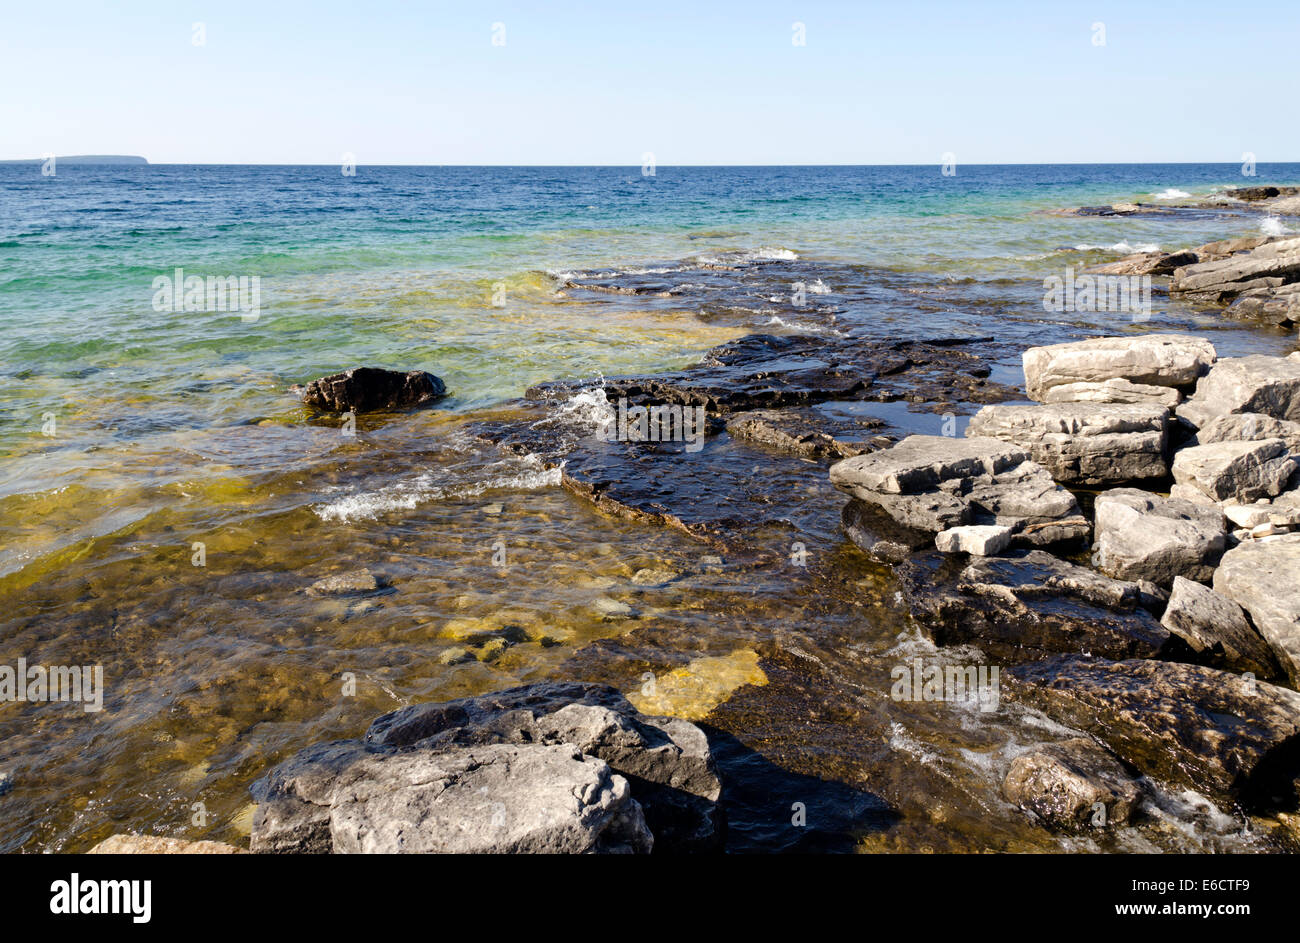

{"left": 95, "top": 193, "right": 1300, "bottom": 854}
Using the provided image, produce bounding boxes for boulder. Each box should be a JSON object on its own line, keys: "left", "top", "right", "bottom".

{"left": 1170, "top": 438, "right": 1296, "bottom": 503}
{"left": 1092, "top": 488, "right": 1227, "bottom": 584}
{"left": 1002, "top": 738, "right": 1142, "bottom": 829}
{"left": 1214, "top": 535, "right": 1300, "bottom": 686}
{"left": 899, "top": 551, "right": 1172, "bottom": 663}
{"left": 935, "top": 524, "right": 1013, "bottom": 556}
{"left": 965, "top": 403, "right": 1170, "bottom": 484}
{"left": 328, "top": 743, "right": 651, "bottom": 854}
{"left": 1021, "top": 334, "right": 1215, "bottom": 403}
{"left": 1192, "top": 412, "right": 1300, "bottom": 452}
{"left": 250, "top": 682, "right": 723, "bottom": 854}
{"left": 1160, "top": 576, "right": 1279, "bottom": 678}
{"left": 87, "top": 835, "right": 245, "bottom": 854}
{"left": 298, "top": 367, "right": 447, "bottom": 413}
{"left": 1178, "top": 355, "right": 1300, "bottom": 426}
{"left": 1004, "top": 656, "right": 1300, "bottom": 807}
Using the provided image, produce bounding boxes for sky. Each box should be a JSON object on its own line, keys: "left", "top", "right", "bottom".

{"left": 2, "top": 1, "right": 1296, "bottom": 165}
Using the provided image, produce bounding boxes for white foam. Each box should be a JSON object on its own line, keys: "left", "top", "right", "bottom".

{"left": 1152, "top": 188, "right": 1191, "bottom": 200}
{"left": 314, "top": 457, "right": 562, "bottom": 523}
{"left": 1261, "top": 216, "right": 1293, "bottom": 236}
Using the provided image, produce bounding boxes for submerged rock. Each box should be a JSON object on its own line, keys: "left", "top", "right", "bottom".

{"left": 899, "top": 551, "right": 1171, "bottom": 663}
{"left": 1214, "top": 535, "right": 1300, "bottom": 686}
{"left": 306, "top": 568, "right": 387, "bottom": 597}
{"left": 1170, "top": 438, "right": 1296, "bottom": 503}
{"left": 840, "top": 498, "right": 931, "bottom": 564}
{"left": 724, "top": 408, "right": 886, "bottom": 460}
{"left": 1092, "top": 488, "right": 1227, "bottom": 584}
{"left": 298, "top": 367, "right": 447, "bottom": 413}
{"left": 1160, "top": 576, "right": 1279, "bottom": 679}
{"left": 1002, "top": 738, "right": 1142, "bottom": 829}
{"left": 966, "top": 402, "right": 1170, "bottom": 484}
{"left": 1021, "top": 334, "right": 1215, "bottom": 403}
{"left": 87, "top": 834, "right": 246, "bottom": 854}
{"left": 250, "top": 682, "right": 723, "bottom": 854}
{"left": 1005, "top": 656, "right": 1300, "bottom": 808}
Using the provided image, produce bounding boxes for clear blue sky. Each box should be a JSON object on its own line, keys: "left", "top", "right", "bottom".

{"left": 2, "top": 0, "right": 1295, "bottom": 165}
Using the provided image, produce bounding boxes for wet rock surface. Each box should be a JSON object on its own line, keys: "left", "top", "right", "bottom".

{"left": 1002, "top": 738, "right": 1143, "bottom": 829}
{"left": 250, "top": 682, "right": 723, "bottom": 854}
{"left": 297, "top": 367, "right": 447, "bottom": 413}
{"left": 530, "top": 333, "right": 1019, "bottom": 414}
{"left": 725, "top": 408, "right": 889, "bottom": 460}
{"left": 898, "top": 551, "right": 1172, "bottom": 663}
{"left": 1005, "top": 656, "right": 1300, "bottom": 808}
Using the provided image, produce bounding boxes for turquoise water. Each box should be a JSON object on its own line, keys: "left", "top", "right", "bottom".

{"left": 2, "top": 163, "right": 1299, "bottom": 852}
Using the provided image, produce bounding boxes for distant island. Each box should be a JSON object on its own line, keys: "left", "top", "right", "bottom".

{"left": 0, "top": 155, "right": 148, "bottom": 165}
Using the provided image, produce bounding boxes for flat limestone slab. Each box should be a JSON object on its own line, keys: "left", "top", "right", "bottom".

{"left": 829, "top": 435, "right": 1025, "bottom": 495}
{"left": 966, "top": 402, "right": 1170, "bottom": 484}
{"left": 1022, "top": 334, "right": 1215, "bottom": 402}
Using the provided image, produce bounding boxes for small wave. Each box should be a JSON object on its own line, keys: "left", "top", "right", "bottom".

{"left": 549, "top": 386, "right": 615, "bottom": 433}
{"left": 1152, "top": 188, "right": 1191, "bottom": 200}
{"left": 1074, "top": 241, "right": 1160, "bottom": 254}
{"left": 1261, "top": 216, "right": 1293, "bottom": 236}
{"left": 695, "top": 246, "right": 799, "bottom": 266}
{"left": 314, "top": 457, "right": 561, "bottom": 523}
{"left": 763, "top": 314, "right": 844, "bottom": 336}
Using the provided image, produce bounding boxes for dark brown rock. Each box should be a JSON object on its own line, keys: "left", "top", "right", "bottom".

{"left": 1004, "top": 656, "right": 1300, "bottom": 808}
{"left": 298, "top": 367, "right": 447, "bottom": 413}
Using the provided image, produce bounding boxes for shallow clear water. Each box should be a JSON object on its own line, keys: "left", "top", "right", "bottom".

{"left": 2, "top": 163, "right": 1299, "bottom": 852}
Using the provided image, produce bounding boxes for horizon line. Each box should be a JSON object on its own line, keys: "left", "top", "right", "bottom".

{"left": 7, "top": 159, "right": 1300, "bottom": 168}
